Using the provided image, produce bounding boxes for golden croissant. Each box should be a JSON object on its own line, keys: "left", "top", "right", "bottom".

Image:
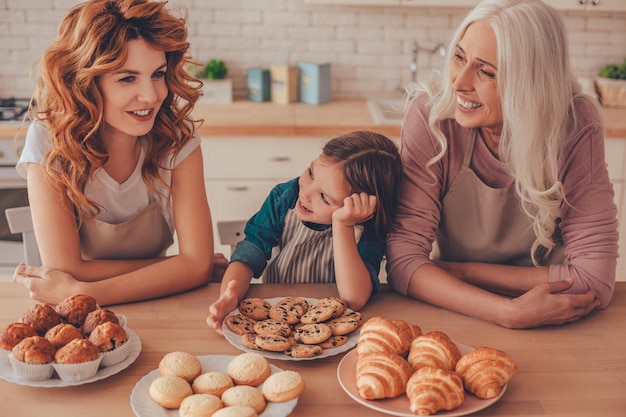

{"left": 408, "top": 330, "right": 462, "bottom": 372}
{"left": 455, "top": 346, "right": 517, "bottom": 399}
{"left": 392, "top": 319, "right": 422, "bottom": 342}
{"left": 405, "top": 366, "right": 464, "bottom": 416}
{"left": 355, "top": 351, "right": 413, "bottom": 400}
{"left": 356, "top": 316, "right": 412, "bottom": 356}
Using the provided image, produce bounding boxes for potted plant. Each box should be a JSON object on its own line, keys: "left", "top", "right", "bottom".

{"left": 595, "top": 58, "right": 626, "bottom": 108}
{"left": 192, "top": 59, "right": 232, "bottom": 104}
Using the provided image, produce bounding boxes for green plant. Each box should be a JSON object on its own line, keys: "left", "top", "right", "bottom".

{"left": 204, "top": 59, "right": 228, "bottom": 80}
{"left": 599, "top": 58, "right": 626, "bottom": 80}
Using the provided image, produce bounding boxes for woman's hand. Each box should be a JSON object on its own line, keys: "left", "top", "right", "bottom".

{"left": 507, "top": 278, "right": 601, "bottom": 328}
{"left": 206, "top": 279, "right": 239, "bottom": 334}
{"left": 13, "top": 263, "right": 83, "bottom": 305}
{"left": 333, "top": 193, "right": 377, "bottom": 227}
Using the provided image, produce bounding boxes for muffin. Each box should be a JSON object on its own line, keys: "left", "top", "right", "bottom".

{"left": 0, "top": 322, "right": 38, "bottom": 364}
{"left": 20, "top": 303, "right": 63, "bottom": 336}
{"left": 53, "top": 338, "right": 102, "bottom": 381}
{"left": 56, "top": 294, "right": 98, "bottom": 327}
{"left": 9, "top": 335, "right": 56, "bottom": 381}
{"left": 88, "top": 322, "right": 130, "bottom": 366}
{"left": 45, "top": 323, "right": 84, "bottom": 349}
{"left": 82, "top": 308, "right": 120, "bottom": 336}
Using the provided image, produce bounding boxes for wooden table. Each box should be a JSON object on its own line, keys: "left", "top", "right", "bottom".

{"left": 1, "top": 282, "right": 625, "bottom": 417}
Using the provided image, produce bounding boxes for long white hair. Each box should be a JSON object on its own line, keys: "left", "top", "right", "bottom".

{"left": 418, "top": 0, "right": 601, "bottom": 264}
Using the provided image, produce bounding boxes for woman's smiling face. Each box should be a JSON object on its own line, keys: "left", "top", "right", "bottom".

{"left": 296, "top": 155, "right": 352, "bottom": 225}
{"left": 96, "top": 38, "right": 168, "bottom": 140}
{"left": 451, "top": 21, "right": 503, "bottom": 142}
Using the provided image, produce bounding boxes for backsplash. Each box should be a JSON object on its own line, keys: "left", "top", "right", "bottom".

{"left": 1, "top": 0, "right": 625, "bottom": 100}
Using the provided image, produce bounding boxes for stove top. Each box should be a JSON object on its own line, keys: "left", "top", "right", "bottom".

{"left": 0, "top": 98, "right": 30, "bottom": 122}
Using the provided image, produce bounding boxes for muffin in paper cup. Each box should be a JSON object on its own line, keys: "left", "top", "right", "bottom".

{"left": 116, "top": 313, "right": 127, "bottom": 328}
{"left": 0, "top": 348, "right": 10, "bottom": 365}
{"left": 101, "top": 337, "right": 131, "bottom": 367}
{"left": 53, "top": 355, "right": 102, "bottom": 382}
{"left": 9, "top": 355, "right": 54, "bottom": 381}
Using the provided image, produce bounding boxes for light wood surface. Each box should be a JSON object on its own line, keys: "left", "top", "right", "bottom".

{"left": 3, "top": 99, "right": 626, "bottom": 139}
{"left": 0, "top": 282, "right": 625, "bottom": 417}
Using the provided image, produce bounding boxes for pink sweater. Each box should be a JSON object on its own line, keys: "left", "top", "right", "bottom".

{"left": 386, "top": 94, "right": 618, "bottom": 307}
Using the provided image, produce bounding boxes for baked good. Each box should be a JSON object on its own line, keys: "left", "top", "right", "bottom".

{"left": 211, "top": 405, "right": 257, "bottom": 417}
{"left": 293, "top": 323, "right": 332, "bottom": 345}
{"left": 220, "top": 385, "right": 266, "bottom": 413}
{"left": 241, "top": 333, "right": 260, "bottom": 350}
{"left": 224, "top": 314, "right": 257, "bottom": 336}
{"left": 300, "top": 297, "right": 341, "bottom": 324}
{"left": 355, "top": 351, "right": 413, "bottom": 400}
{"left": 268, "top": 297, "right": 309, "bottom": 325}
{"left": 56, "top": 294, "right": 98, "bottom": 327}
{"left": 54, "top": 338, "right": 100, "bottom": 364}
{"left": 284, "top": 344, "right": 323, "bottom": 358}
{"left": 356, "top": 316, "right": 411, "bottom": 356}
{"left": 227, "top": 352, "right": 271, "bottom": 386}
{"left": 179, "top": 393, "right": 223, "bottom": 417}
{"left": 253, "top": 319, "right": 292, "bottom": 337}
{"left": 82, "top": 308, "right": 120, "bottom": 335}
{"left": 88, "top": 322, "right": 127, "bottom": 352}
{"left": 192, "top": 371, "right": 234, "bottom": 396}
{"left": 406, "top": 366, "right": 464, "bottom": 415}
{"left": 262, "top": 370, "right": 305, "bottom": 402}
{"left": 238, "top": 298, "right": 271, "bottom": 320}
{"left": 407, "top": 330, "right": 462, "bottom": 372}
{"left": 158, "top": 351, "right": 203, "bottom": 383}
{"left": 11, "top": 335, "right": 55, "bottom": 364}
{"left": 392, "top": 319, "right": 422, "bottom": 342}
{"left": 327, "top": 311, "right": 363, "bottom": 336}
{"left": 149, "top": 375, "right": 193, "bottom": 408}
{"left": 20, "top": 303, "right": 63, "bottom": 336}
{"left": 455, "top": 346, "right": 517, "bottom": 399}
{"left": 254, "top": 334, "right": 292, "bottom": 352}
{"left": 0, "top": 322, "right": 38, "bottom": 351}
{"left": 318, "top": 335, "right": 349, "bottom": 349}
{"left": 45, "top": 323, "right": 84, "bottom": 349}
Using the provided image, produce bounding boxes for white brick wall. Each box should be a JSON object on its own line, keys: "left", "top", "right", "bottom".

{"left": 0, "top": 0, "right": 625, "bottom": 99}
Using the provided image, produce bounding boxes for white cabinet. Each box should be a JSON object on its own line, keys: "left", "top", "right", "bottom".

{"left": 605, "top": 138, "right": 626, "bottom": 282}
{"left": 544, "top": 0, "right": 626, "bottom": 12}
{"left": 201, "top": 136, "right": 324, "bottom": 254}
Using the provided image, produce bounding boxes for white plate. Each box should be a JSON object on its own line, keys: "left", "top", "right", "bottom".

{"left": 130, "top": 354, "right": 298, "bottom": 417}
{"left": 222, "top": 297, "right": 359, "bottom": 361}
{"left": 0, "top": 327, "right": 141, "bottom": 388}
{"left": 337, "top": 344, "right": 507, "bottom": 417}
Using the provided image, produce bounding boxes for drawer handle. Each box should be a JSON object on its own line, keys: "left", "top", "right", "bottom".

{"left": 269, "top": 156, "right": 291, "bottom": 162}
{"left": 227, "top": 186, "right": 250, "bottom": 192}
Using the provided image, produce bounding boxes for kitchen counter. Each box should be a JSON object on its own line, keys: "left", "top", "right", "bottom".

{"left": 1, "top": 282, "right": 625, "bottom": 417}
{"left": 3, "top": 99, "right": 625, "bottom": 138}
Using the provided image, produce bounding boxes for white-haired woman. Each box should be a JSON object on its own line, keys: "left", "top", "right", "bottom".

{"left": 386, "top": 0, "right": 618, "bottom": 329}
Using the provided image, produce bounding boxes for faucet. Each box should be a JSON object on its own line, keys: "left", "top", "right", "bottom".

{"left": 410, "top": 41, "right": 447, "bottom": 86}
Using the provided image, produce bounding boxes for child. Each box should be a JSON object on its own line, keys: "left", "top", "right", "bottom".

{"left": 207, "top": 130, "right": 402, "bottom": 331}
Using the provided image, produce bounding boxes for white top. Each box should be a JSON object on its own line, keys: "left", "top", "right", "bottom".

{"left": 17, "top": 120, "right": 201, "bottom": 233}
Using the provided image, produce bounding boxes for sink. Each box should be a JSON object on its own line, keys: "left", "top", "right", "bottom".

{"left": 367, "top": 98, "right": 407, "bottom": 125}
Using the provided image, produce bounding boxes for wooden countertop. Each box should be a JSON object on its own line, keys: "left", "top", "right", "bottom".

{"left": 1, "top": 282, "right": 625, "bottom": 417}
{"left": 3, "top": 99, "right": 625, "bottom": 139}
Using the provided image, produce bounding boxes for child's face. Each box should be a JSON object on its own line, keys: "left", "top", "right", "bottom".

{"left": 96, "top": 38, "right": 168, "bottom": 141}
{"left": 296, "top": 155, "right": 351, "bottom": 224}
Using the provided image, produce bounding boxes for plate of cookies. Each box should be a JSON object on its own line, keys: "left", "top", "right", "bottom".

{"left": 336, "top": 316, "right": 516, "bottom": 416}
{"left": 0, "top": 294, "right": 141, "bottom": 387}
{"left": 131, "top": 351, "right": 303, "bottom": 417}
{"left": 222, "top": 296, "right": 363, "bottom": 361}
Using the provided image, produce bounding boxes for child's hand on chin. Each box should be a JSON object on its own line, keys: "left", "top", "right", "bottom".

{"left": 333, "top": 193, "right": 377, "bottom": 227}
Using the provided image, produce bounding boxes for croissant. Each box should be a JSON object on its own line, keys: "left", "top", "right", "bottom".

{"left": 405, "top": 366, "right": 464, "bottom": 416}
{"left": 407, "top": 331, "right": 462, "bottom": 372}
{"left": 356, "top": 316, "right": 412, "bottom": 356}
{"left": 355, "top": 351, "right": 413, "bottom": 400}
{"left": 455, "top": 346, "right": 517, "bottom": 399}
{"left": 392, "top": 319, "right": 422, "bottom": 342}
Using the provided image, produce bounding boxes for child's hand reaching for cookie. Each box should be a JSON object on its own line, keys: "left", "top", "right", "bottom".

{"left": 207, "top": 280, "right": 240, "bottom": 334}
{"left": 332, "top": 193, "right": 377, "bottom": 228}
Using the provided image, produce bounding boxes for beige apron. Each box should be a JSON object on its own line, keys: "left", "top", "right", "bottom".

{"left": 435, "top": 130, "right": 563, "bottom": 266}
{"left": 79, "top": 199, "right": 173, "bottom": 260}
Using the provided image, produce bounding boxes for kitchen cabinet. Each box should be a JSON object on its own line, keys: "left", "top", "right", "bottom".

{"left": 544, "top": 0, "right": 626, "bottom": 12}
{"left": 605, "top": 138, "right": 626, "bottom": 281}
{"left": 306, "top": 0, "right": 626, "bottom": 11}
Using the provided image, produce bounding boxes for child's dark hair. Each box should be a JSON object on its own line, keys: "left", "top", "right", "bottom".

{"left": 322, "top": 130, "right": 402, "bottom": 239}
